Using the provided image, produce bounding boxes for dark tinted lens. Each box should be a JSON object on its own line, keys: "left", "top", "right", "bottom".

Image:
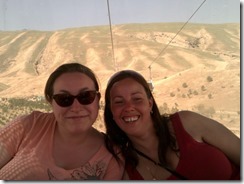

{"left": 53, "top": 94, "right": 74, "bottom": 107}
{"left": 52, "top": 91, "right": 98, "bottom": 107}
{"left": 77, "top": 91, "right": 97, "bottom": 105}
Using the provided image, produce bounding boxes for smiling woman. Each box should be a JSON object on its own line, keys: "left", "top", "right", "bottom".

{"left": 0, "top": 63, "right": 124, "bottom": 180}
{"left": 104, "top": 70, "right": 240, "bottom": 180}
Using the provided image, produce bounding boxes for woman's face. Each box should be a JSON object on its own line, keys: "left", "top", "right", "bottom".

{"left": 51, "top": 72, "right": 100, "bottom": 134}
{"left": 109, "top": 78, "right": 153, "bottom": 136}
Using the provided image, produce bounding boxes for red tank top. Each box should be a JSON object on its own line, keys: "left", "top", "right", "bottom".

{"left": 125, "top": 113, "right": 240, "bottom": 180}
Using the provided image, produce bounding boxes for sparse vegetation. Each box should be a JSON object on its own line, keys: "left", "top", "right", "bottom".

{"left": 0, "top": 97, "right": 51, "bottom": 126}
{"left": 201, "top": 85, "right": 207, "bottom": 91}
{"left": 194, "top": 104, "right": 216, "bottom": 117}
{"left": 193, "top": 90, "right": 198, "bottom": 95}
{"left": 170, "top": 92, "right": 175, "bottom": 97}
{"left": 182, "top": 82, "right": 188, "bottom": 88}
{"left": 207, "top": 76, "right": 213, "bottom": 82}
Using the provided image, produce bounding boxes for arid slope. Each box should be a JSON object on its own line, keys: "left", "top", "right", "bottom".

{"left": 0, "top": 23, "right": 240, "bottom": 136}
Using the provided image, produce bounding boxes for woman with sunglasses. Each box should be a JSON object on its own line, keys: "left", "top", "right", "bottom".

{"left": 0, "top": 63, "right": 124, "bottom": 180}
{"left": 104, "top": 70, "right": 240, "bottom": 180}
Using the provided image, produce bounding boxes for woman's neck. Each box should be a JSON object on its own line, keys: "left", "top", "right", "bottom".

{"left": 55, "top": 125, "right": 100, "bottom": 146}
{"left": 130, "top": 131, "right": 159, "bottom": 161}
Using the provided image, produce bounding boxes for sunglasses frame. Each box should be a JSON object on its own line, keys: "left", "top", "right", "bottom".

{"left": 52, "top": 90, "right": 100, "bottom": 107}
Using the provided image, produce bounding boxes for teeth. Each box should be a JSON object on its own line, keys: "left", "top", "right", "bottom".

{"left": 123, "top": 116, "right": 139, "bottom": 122}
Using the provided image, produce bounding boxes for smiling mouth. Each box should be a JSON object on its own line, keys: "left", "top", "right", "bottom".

{"left": 67, "top": 115, "right": 88, "bottom": 119}
{"left": 123, "top": 116, "right": 139, "bottom": 123}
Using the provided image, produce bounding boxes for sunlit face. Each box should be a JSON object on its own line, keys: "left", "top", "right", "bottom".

{"left": 109, "top": 78, "right": 153, "bottom": 136}
{"left": 52, "top": 72, "right": 100, "bottom": 134}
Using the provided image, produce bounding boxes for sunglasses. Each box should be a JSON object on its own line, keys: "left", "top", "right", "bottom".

{"left": 52, "top": 90, "right": 100, "bottom": 107}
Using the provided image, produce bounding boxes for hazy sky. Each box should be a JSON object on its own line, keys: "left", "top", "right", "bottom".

{"left": 0, "top": 0, "right": 240, "bottom": 31}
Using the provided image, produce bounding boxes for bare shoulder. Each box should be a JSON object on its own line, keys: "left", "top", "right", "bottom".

{"left": 176, "top": 111, "right": 240, "bottom": 166}
{"left": 178, "top": 110, "right": 207, "bottom": 119}
{"left": 176, "top": 110, "right": 222, "bottom": 141}
{"left": 177, "top": 110, "right": 218, "bottom": 126}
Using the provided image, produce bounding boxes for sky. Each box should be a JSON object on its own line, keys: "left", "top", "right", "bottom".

{"left": 0, "top": 0, "right": 241, "bottom": 31}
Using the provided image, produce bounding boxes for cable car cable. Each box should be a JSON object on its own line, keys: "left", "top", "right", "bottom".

{"left": 106, "top": 0, "right": 117, "bottom": 71}
{"left": 148, "top": 0, "right": 207, "bottom": 69}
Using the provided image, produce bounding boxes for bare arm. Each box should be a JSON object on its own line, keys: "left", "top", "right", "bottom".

{"left": 179, "top": 111, "right": 240, "bottom": 166}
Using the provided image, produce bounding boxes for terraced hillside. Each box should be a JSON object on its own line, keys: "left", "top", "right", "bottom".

{"left": 0, "top": 23, "right": 240, "bottom": 137}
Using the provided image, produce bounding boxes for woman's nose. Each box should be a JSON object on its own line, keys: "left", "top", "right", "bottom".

{"left": 123, "top": 101, "right": 135, "bottom": 111}
{"left": 70, "top": 98, "right": 83, "bottom": 111}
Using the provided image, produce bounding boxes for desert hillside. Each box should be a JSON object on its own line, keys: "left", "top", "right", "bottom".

{"left": 0, "top": 23, "right": 240, "bottom": 136}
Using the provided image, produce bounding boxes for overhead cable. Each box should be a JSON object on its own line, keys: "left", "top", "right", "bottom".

{"left": 148, "top": 0, "right": 207, "bottom": 68}
{"left": 106, "top": 0, "right": 117, "bottom": 71}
